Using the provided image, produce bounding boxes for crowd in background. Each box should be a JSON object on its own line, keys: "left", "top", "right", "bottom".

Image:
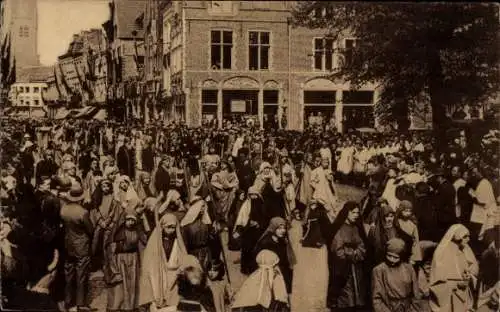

{"left": 0, "top": 117, "right": 499, "bottom": 312}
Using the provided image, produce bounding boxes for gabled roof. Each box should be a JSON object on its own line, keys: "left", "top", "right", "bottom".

{"left": 16, "top": 66, "right": 53, "bottom": 83}
{"left": 115, "top": 0, "right": 146, "bottom": 39}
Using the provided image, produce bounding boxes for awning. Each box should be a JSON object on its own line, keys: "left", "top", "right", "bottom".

{"left": 54, "top": 107, "right": 70, "bottom": 120}
{"left": 73, "top": 106, "right": 97, "bottom": 118}
{"left": 93, "top": 109, "right": 107, "bottom": 121}
{"left": 30, "top": 108, "right": 47, "bottom": 119}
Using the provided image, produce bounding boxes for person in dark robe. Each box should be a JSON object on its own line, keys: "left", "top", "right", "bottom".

{"left": 35, "top": 149, "right": 58, "bottom": 186}
{"left": 89, "top": 179, "right": 122, "bottom": 272}
{"left": 141, "top": 139, "right": 155, "bottom": 174}
{"left": 372, "top": 238, "right": 422, "bottom": 312}
{"left": 154, "top": 156, "right": 172, "bottom": 196}
{"left": 181, "top": 197, "right": 219, "bottom": 271}
{"left": 105, "top": 210, "right": 147, "bottom": 312}
{"left": 328, "top": 201, "right": 369, "bottom": 311}
{"left": 254, "top": 217, "right": 293, "bottom": 294}
{"left": 431, "top": 170, "right": 457, "bottom": 239}
{"left": 177, "top": 255, "right": 216, "bottom": 312}
{"left": 233, "top": 187, "right": 267, "bottom": 274}
{"left": 20, "top": 141, "right": 35, "bottom": 185}
{"left": 367, "top": 203, "right": 414, "bottom": 267}
{"left": 291, "top": 201, "right": 333, "bottom": 311}
{"left": 235, "top": 149, "right": 256, "bottom": 194}
{"left": 117, "top": 138, "right": 135, "bottom": 180}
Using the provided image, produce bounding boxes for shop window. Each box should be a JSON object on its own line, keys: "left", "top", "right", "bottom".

{"left": 202, "top": 89, "right": 218, "bottom": 122}
{"left": 264, "top": 90, "right": 279, "bottom": 129}
{"left": 211, "top": 30, "right": 233, "bottom": 70}
{"left": 249, "top": 31, "right": 270, "bottom": 70}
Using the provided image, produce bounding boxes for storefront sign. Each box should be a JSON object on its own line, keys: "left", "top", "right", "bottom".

{"left": 231, "top": 100, "right": 246, "bottom": 113}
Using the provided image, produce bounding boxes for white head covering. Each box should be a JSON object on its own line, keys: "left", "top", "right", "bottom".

{"left": 180, "top": 196, "right": 212, "bottom": 227}
{"left": 430, "top": 224, "right": 478, "bottom": 285}
{"left": 138, "top": 213, "right": 187, "bottom": 307}
{"left": 232, "top": 250, "right": 288, "bottom": 309}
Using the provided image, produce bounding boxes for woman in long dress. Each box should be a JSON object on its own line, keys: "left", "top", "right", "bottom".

{"left": 429, "top": 224, "right": 479, "bottom": 312}
{"left": 233, "top": 186, "right": 267, "bottom": 275}
{"left": 255, "top": 217, "right": 293, "bottom": 294}
{"left": 211, "top": 160, "right": 239, "bottom": 222}
{"left": 291, "top": 201, "right": 332, "bottom": 312}
{"left": 328, "top": 201, "right": 368, "bottom": 311}
{"left": 138, "top": 213, "right": 188, "bottom": 311}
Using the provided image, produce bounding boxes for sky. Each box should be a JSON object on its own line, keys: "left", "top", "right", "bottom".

{"left": 37, "top": 0, "right": 109, "bottom": 66}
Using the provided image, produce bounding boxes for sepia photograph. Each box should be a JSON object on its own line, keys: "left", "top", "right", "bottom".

{"left": 0, "top": 1, "right": 499, "bottom": 311}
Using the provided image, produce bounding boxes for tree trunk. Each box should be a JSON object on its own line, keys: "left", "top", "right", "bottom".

{"left": 427, "top": 47, "right": 449, "bottom": 151}
{"left": 394, "top": 97, "right": 410, "bottom": 133}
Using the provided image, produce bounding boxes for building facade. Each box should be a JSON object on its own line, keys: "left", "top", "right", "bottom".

{"left": 55, "top": 29, "right": 108, "bottom": 107}
{"left": 0, "top": 0, "right": 39, "bottom": 69}
{"left": 159, "top": 1, "right": 379, "bottom": 131}
{"left": 10, "top": 82, "right": 47, "bottom": 108}
{"left": 103, "top": 0, "right": 146, "bottom": 121}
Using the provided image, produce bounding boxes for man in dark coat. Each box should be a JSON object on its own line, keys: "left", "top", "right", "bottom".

{"left": 433, "top": 169, "right": 457, "bottom": 238}
{"left": 35, "top": 149, "right": 58, "bottom": 186}
{"left": 60, "top": 183, "right": 93, "bottom": 311}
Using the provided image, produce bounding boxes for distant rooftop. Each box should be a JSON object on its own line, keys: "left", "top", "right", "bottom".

{"left": 16, "top": 66, "right": 54, "bottom": 83}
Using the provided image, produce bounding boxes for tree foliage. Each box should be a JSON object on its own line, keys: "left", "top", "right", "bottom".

{"left": 292, "top": 2, "right": 499, "bottom": 132}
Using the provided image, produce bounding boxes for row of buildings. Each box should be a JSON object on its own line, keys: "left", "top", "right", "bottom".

{"left": 3, "top": 0, "right": 436, "bottom": 130}
{"left": 102, "top": 0, "right": 387, "bottom": 131}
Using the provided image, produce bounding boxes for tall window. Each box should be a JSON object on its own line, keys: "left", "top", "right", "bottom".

{"left": 26, "top": 86, "right": 30, "bottom": 93}
{"left": 211, "top": 30, "right": 232, "bottom": 70}
{"left": 249, "top": 31, "right": 270, "bottom": 70}
{"left": 34, "top": 87, "right": 39, "bottom": 93}
{"left": 344, "top": 39, "right": 358, "bottom": 67}
{"left": 313, "top": 38, "right": 334, "bottom": 71}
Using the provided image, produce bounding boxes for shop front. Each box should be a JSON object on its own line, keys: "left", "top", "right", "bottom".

{"left": 200, "top": 77, "right": 282, "bottom": 129}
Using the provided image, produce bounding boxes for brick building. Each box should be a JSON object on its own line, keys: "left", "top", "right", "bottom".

{"left": 161, "top": 1, "right": 379, "bottom": 131}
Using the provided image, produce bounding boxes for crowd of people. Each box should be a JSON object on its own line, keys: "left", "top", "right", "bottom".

{"left": 0, "top": 117, "right": 499, "bottom": 312}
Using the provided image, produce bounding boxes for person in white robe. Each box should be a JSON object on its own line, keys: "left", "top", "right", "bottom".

{"left": 311, "top": 157, "right": 339, "bottom": 220}
{"left": 430, "top": 224, "right": 478, "bottom": 312}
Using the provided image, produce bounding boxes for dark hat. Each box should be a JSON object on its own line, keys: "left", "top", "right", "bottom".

{"left": 66, "top": 183, "right": 85, "bottom": 202}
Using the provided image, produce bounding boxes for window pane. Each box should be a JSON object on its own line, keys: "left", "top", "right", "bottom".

{"left": 325, "top": 39, "right": 334, "bottom": 51}
{"left": 263, "top": 90, "right": 279, "bottom": 104}
{"left": 223, "top": 31, "right": 232, "bottom": 44}
{"left": 249, "top": 32, "right": 258, "bottom": 45}
{"left": 202, "top": 104, "right": 217, "bottom": 114}
{"left": 202, "top": 90, "right": 218, "bottom": 103}
{"left": 345, "top": 39, "right": 355, "bottom": 49}
{"left": 314, "top": 38, "right": 323, "bottom": 50}
{"left": 314, "top": 52, "right": 323, "bottom": 70}
{"left": 342, "top": 91, "right": 374, "bottom": 104}
{"left": 260, "top": 46, "right": 269, "bottom": 69}
{"left": 325, "top": 50, "right": 333, "bottom": 70}
{"left": 249, "top": 46, "right": 259, "bottom": 70}
{"left": 260, "top": 32, "right": 270, "bottom": 45}
{"left": 304, "top": 91, "right": 335, "bottom": 104}
{"left": 211, "top": 30, "right": 221, "bottom": 43}
{"left": 222, "top": 45, "right": 232, "bottom": 69}
{"left": 211, "top": 45, "right": 221, "bottom": 69}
